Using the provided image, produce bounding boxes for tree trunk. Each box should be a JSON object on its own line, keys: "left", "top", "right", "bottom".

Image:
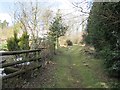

{"left": 55, "top": 38, "right": 59, "bottom": 49}
{"left": 53, "top": 43, "right": 56, "bottom": 55}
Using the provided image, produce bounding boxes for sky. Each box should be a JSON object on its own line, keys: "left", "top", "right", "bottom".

{"left": 0, "top": 0, "right": 92, "bottom": 26}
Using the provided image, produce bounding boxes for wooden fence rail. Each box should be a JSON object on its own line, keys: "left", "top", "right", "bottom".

{"left": 1, "top": 57, "right": 41, "bottom": 68}
{"left": 0, "top": 48, "right": 46, "bottom": 80}
{"left": 0, "top": 48, "right": 45, "bottom": 56}
{"left": 3, "top": 64, "right": 42, "bottom": 79}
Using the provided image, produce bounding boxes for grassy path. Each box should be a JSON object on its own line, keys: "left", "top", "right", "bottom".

{"left": 3, "top": 45, "right": 117, "bottom": 88}
{"left": 48, "top": 45, "right": 112, "bottom": 88}
{"left": 13, "top": 45, "right": 115, "bottom": 88}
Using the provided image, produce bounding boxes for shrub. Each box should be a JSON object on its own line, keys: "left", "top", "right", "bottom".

{"left": 7, "top": 31, "right": 30, "bottom": 51}
{"left": 99, "top": 48, "right": 120, "bottom": 77}
{"left": 19, "top": 31, "right": 30, "bottom": 50}
{"left": 108, "top": 61, "right": 120, "bottom": 77}
{"left": 7, "top": 31, "right": 20, "bottom": 51}
{"left": 107, "top": 52, "right": 120, "bottom": 77}
{"left": 66, "top": 40, "right": 73, "bottom": 46}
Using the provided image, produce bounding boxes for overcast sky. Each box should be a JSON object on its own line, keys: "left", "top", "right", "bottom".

{"left": 0, "top": 0, "right": 91, "bottom": 26}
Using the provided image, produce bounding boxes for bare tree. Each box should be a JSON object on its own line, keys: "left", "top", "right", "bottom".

{"left": 14, "top": 1, "right": 53, "bottom": 49}
{"left": 41, "top": 9, "right": 53, "bottom": 30}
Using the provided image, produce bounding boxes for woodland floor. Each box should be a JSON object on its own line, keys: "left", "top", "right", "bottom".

{"left": 2, "top": 45, "right": 118, "bottom": 88}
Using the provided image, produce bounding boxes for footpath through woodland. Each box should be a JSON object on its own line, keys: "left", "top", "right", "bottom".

{"left": 3, "top": 45, "right": 116, "bottom": 88}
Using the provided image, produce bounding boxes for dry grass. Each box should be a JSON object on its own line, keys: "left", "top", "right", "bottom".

{"left": 0, "top": 27, "right": 14, "bottom": 40}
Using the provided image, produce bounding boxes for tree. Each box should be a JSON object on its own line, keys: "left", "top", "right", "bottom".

{"left": 49, "top": 10, "right": 68, "bottom": 53}
{"left": 41, "top": 9, "right": 53, "bottom": 30}
{"left": 3, "top": 20, "right": 8, "bottom": 28}
{"left": 14, "top": 1, "right": 41, "bottom": 49}
{"left": 0, "top": 20, "right": 8, "bottom": 29}
{"left": 14, "top": 1, "right": 54, "bottom": 49}
{"left": 84, "top": 2, "right": 120, "bottom": 77}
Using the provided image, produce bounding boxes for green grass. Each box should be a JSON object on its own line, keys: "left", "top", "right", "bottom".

{"left": 3, "top": 44, "right": 118, "bottom": 88}
{"left": 50, "top": 45, "right": 113, "bottom": 88}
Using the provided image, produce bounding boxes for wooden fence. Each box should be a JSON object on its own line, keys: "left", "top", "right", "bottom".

{"left": 0, "top": 48, "right": 46, "bottom": 80}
